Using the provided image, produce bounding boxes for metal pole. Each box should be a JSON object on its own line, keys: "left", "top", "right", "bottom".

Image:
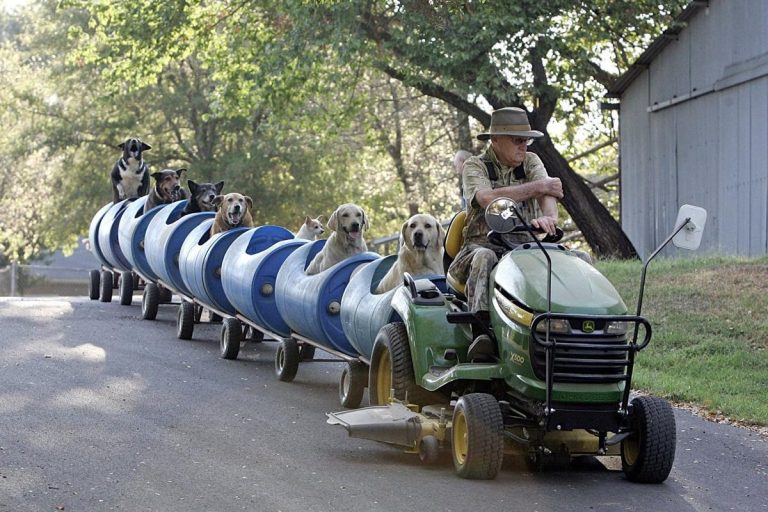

{"left": 10, "top": 262, "right": 17, "bottom": 297}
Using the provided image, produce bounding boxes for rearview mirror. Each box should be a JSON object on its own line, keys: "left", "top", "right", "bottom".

{"left": 484, "top": 197, "right": 521, "bottom": 234}
{"left": 672, "top": 204, "right": 707, "bottom": 251}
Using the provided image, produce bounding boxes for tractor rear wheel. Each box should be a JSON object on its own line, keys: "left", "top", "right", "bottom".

{"left": 368, "top": 322, "right": 442, "bottom": 408}
{"left": 451, "top": 393, "right": 504, "bottom": 480}
{"left": 621, "top": 395, "right": 676, "bottom": 483}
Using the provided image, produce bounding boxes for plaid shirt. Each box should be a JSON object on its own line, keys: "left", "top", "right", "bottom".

{"left": 461, "top": 147, "right": 548, "bottom": 247}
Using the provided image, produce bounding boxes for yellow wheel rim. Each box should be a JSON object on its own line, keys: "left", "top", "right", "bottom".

{"left": 453, "top": 408, "right": 468, "bottom": 466}
{"left": 623, "top": 435, "right": 639, "bottom": 465}
{"left": 375, "top": 349, "right": 392, "bottom": 404}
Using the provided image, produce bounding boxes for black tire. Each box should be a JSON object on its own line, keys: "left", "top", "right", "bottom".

{"left": 621, "top": 395, "right": 677, "bottom": 483}
{"left": 220, "top": 317, "right": 242, "bottom": 359}
{"left": 99, "top": 269, "right": 113, "bottom": 302}
{"left": 177, "top": 301, "right": 195, "bottom": 340}
{"left": 141, "top": 282, "right": 159, "bottom": 320}
{"left": 419, "top": 435, "right": 440, "bottom": 464}
{"left": 275, "top": 338, "right": 300, "bottom": 382}
{"left": 193, "top": 304, "right": 203, "bottom": 323}
{"left": 88, "top": 269, "right": 100, "bottom": 300}
{"left": 368, "top": 322, "right": 441, "bottom": 407}
{"left": 245, "top": 325, "right": 264, "bottom": 343}
{"left": 159, "top": 286, "right": 173, "bottom": 303}
{"left": 451, "top": 393, "right": 504, "bottom": 480}
{"left": 339, "top": 360, "right": 367, "bottom": 409}
{"left": 298, "top": 344, "right": 315, "bottom": 361}
{"left": 119, "top": 271, "right": 134, "bottom": 306}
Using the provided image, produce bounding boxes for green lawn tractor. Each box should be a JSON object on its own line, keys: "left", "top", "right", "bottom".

{"left": 328, "top": 199, "right": 706, "bottom": 482}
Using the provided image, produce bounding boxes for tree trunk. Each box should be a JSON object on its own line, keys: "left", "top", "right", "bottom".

{"left": 533, "top": 135, "right": 637, "bottom": 259}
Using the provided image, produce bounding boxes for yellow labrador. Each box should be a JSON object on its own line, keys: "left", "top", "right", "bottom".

{"left": 210, "top": 193, "right": 254, "bottom": 235}
{"left": 305, "top": 203, "right": 368, "bottom": 274}
{"left": 376, "top": 213, "right": 444, "bottom": 293}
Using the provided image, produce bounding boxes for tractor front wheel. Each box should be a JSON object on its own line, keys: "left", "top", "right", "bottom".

{"left": 621, "top": 395, "right": 676, "bottom": 483}
{"left": 451, "top": 393, "right": 504, "bottom": 480}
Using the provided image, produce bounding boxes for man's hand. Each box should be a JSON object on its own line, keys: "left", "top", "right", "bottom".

{"left": 531, "top": 216, "right": 558, "bottom": 235}
{"left": 538, "top": 177, "right": 563, "bottom": 199}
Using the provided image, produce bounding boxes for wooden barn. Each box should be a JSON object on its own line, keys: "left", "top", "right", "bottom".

{"left": 607, "top": 0, "right": 768, "bottom": 258}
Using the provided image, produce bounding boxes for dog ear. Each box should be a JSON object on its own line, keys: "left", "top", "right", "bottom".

{"left": 151, "top": 172, "right": 162, "bottom": 181}
{"left": 317, "top": 215, "right": 324, "bottom": 222}
{"left": 176, "top": 168, "right": 187, "bottom": 178}
{"left": 435, "top": 217, "right": 445, "bottom": 247}
{"left": 360, "top": 208, "right": 368, "bottom": 230}
{"left": 304, "top": 215, "right": 311, "bottom": 224}
{"left": 140, "top": 141, "right": 151, "bottom": 151}
{"left": 117, "top": 141, "right": 126, "bottom": 150}
{"left": 212, "top": 195, "right": 224, "bottom": 208}
{"left": 328, "top": 208, "right": 339, "bottom": 231}
{"left": 214, "top": 181, "right": 225, "bottom": 194}
{"left": 188, "top": 180, "right": 198, "bottom": 194}
{"left": 400, "top": 220, "right": 413, "bottom": 250}
{"left": 244, "top": 196, "right": 253, "bottom": 211}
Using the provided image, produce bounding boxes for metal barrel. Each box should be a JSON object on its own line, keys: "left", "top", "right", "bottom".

{"left": 179, "top": 221, "right": 253, "bottom": 315}
{"left": 125, "top": 201, "right": 168, "bottom": 282}
{"left": 221, "top": 227, "right": 298, "bottom": 335}
{"left": 275, "top": 240, "right": 379, "bottom": 356}
{"left": 144, "top": 200, "right": 214, "bottom": 294}
{"left": 117, "top": 196, "right": 149, "bottom": 271}
{"left": 96, "top": 200, "right": 133, "bottom": 272}
{"left": 88, "top": 202, "right": 115, "bottom": 267}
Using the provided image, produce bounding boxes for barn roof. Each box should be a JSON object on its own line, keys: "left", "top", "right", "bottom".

{"left": 606, "top": 1, "right": 709, "bottom": 98}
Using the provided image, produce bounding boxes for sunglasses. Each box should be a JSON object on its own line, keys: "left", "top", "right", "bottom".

{"left": 509, "top": 136, "right": 534, "bottom": 146}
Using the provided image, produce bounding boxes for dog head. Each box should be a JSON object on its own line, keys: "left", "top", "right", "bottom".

{"left": 117, "top": 138, "right": 151, "bottom": 164}
{"left": 151, "top": 168, "right": 186, "bottom": 202}
{"left": 328, "top": 203, "right": 367, "bottom": 244}
{"left": 401, "top": 213, "right": 444, "bottom": 252}
{"left": 303, "top": 215, "right": 325, "bottom": 237}
{"left": 213, "top": 193, "right": 253, "bottom": 227}
{"left": 188, "top": 180, "right": 225, "bottom": 212}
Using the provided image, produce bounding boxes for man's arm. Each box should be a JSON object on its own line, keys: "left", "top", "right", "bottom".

{"left": 474, "top": 178, "right": 562, "bottom": 209}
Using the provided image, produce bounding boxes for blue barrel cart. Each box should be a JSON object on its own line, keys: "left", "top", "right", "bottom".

{"left": 140, "top": 200, "right": 214, "bottom": 320}
{"left": 273, "top": 240, "right": 379, "bottom": 407}
{"left": 87, "top": 200, "right": 135, "bottom": 303}
{"left": 176, "top": 224, "right": 294, "bottom": 350}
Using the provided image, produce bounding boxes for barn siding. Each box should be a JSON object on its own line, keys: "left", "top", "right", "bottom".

{"left": 618, "top": 0, "right": 768, "bottom": 258}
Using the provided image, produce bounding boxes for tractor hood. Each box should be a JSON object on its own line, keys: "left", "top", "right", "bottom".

{"left": 493, "top": 249, "right": 627, "bottom": 315}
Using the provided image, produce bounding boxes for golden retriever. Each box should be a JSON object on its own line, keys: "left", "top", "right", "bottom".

{"left": 375, "top": 213, "right": 444, "bottom": 293}
{"left": 296, "top": 215, "right": 325, "bottom": 240}
{"left": 210, "top": 193, "right": 254, "bottom": 235}
{"left": 305, "top": 203, "right": 368, "bottom": 274}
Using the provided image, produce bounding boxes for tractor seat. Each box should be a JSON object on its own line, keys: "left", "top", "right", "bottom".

{"left": 443, "top": 210, "right": 466, "bottom": 297}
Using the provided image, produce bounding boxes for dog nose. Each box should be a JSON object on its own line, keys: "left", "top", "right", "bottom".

{"left": 414, "top": 231, "right": 423, "bottom": 243}
{"left": 351, "top": 222, "right": 360, "bottom": 231}
{"left": 233, "top": 204, "right": 241, "bottom": 213}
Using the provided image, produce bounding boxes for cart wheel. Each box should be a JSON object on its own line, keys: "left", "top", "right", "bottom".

{"left": 275, "top": 338, "right": 300, "bottom": 382}
{"left": 88, "top": 269, "right": 100, "bottom": 300}
{"left": 98, "top": 269, "right": 113, "bottom": 302}
{"left": 339, "top": 360, "right": 367, "bottom": 409}
{"left": 177, "top": 301, "right": 195, "bottom": 340}
{"left": 451, "top": 393, "right": 504, "bottom": 480}
{"left": 621, "top": 395, "right": 676, "bottom": 483}
{"left": 368, "top": 322, "right": 442, "bottom": 407}
{"left": 193, "top": 304, "right": 203, "bottom": 323}
{"left": 298, "top": 344, "right": 315, "bottom": 361}
{"left": 220, "top": 317, "right": 242, "bottom": 359}
{"left": 141, "top": 282, "right": 159, "bottom": 320}
{"left": 419, "top": 435, "right": 440, "bottom": 465}
{"left": 119, "top": 271, "right": 134, "bottom": 305}
{"left": 249, "top": 326, "right": 264, "bottom": 343}
{"left": 159, "top": 286, "right": 173, "bottom": 303}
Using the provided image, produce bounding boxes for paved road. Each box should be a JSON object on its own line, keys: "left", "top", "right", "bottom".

{"left": 0, "top": 297, "right": 766, "bottom": 512}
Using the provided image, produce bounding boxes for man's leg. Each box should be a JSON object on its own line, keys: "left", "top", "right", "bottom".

{"left": 448, "top": 244, "right": 498, "bottom": 313}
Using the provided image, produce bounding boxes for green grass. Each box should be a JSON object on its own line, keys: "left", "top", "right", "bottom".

{"left": 596, "top": 255, "right": 768, "bottom": 426}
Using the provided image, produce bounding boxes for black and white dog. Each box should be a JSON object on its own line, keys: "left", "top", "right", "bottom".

{"left": 181, "top": 179, "right": 225, "bottom": 215}
{"left": 111, "top": 137, "right": 151, "bottom": 203}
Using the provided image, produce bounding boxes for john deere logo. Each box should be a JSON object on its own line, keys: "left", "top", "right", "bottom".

{"left": 582, "top": 320, "right": 595, "bottom": 333}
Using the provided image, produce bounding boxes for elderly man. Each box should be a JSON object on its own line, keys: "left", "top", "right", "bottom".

{"left": 448, "top": 107, "right": 563, "bottom": 316}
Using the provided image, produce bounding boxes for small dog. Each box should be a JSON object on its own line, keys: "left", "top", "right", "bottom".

{"left": 111, "top": 137, "right": 151, "bottom": 203}
{"left": 210, "top": 193, "right": 254, "bottom": 235}
{"left": 181, "top": 179, "right": 225, "bottom": 215}
{"left": 143, "top": 168, "right": 188, "bottom": 213}
{"left": 305, "top": 203, "right": 368, "bottom": 275}
{"left": 376, "top": 214, "right": 445, "bottom": 293}
{"left": 296, "top": 215, "right": 325, "bottom": 240}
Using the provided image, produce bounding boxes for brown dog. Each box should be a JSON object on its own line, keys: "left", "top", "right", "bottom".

{"left": 210, "top": 193, "right": 254, "bottom": 235}
{"left": 143, "top": 168, "right": 188, "bottom": 213}
{"left": 375, "top": 213, "right": 444, "bottom": 293}
{"left": 305, "top": 203, "right": 368, "bottom": 275}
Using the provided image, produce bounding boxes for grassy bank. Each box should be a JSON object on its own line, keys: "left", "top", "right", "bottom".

{"left": 596, "top": 255, "right": 768, "bottom": 426}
